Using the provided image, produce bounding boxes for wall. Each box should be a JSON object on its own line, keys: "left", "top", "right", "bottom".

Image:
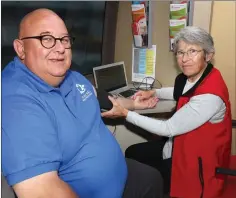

{"left": 210, "top": 1, "right": 236, "bottom": 154}
{"left": 192, "top": 1, "right": 236, "bottom": 154}
{"left": 192, "top": 1, "right": 213, "bottom": 33}
{"left": 210, "top": 1, "right": 236, "bottom": 119}
{"left": 114, "top": 1, "right": 236, "bottom": 154}
{"left": 115, "top": 1, "right": 179, "bottom": 88}
{"left": 114, "top": 1, "right": 179, "bottom": 152}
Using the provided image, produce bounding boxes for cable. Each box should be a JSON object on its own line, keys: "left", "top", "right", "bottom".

{"left": 154, "top": 79, "right": 162, "bottom": 89}
{"left": 132, "top": 77, "right": 162, "bottom": 90}
{"left": 132, "top": 76, "right": 154, "bottom": 90}
{"left": 112, "top": 125, "right": 117, "bottom": 136}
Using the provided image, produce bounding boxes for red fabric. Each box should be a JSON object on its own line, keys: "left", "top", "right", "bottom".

{"left": 170, "top": 68, "right": 232, "bottom": 198}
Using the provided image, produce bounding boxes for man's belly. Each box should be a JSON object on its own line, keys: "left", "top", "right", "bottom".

{"left": 58, "top": 128, "right": 127, "bottom": 198}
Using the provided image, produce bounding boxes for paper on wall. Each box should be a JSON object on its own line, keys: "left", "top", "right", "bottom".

{"left": 169, "top": 19, "right": 186, "bottom": 50}
{"left": 132, "top": 45, "right": 156, "bottom": 84}
{"left": 170, "top": 3, "right": 188, "bottom": 19}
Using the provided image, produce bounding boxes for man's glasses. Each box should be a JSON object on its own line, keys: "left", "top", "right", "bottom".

{"left": 21, "top": 35, "right": 75, "bottom": 49}
{"left": 176, "top": 49, "right": 203, "bottom": 59}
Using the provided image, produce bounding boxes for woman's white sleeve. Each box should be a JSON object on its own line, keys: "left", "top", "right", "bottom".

{"left": 126, "top": 94, "right": 225, "bottom": 137}
{"left": 155, "top": 87, "right": 174, "bottom": 100}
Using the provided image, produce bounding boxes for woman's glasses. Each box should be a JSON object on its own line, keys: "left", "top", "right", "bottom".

{"left": 176, "top": 49, "right": 203, "bottom": 59}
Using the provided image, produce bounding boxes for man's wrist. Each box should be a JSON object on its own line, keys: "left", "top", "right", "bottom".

{"left": 123, "top": 109, "right": 129, "bottom": 117}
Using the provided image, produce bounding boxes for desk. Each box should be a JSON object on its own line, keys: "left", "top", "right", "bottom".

{"left": 110, "top": 84, "right": 176, "bottom": 114}
{"left": 105, "top": 99, "right": 176, "bottom": 152}
{"left": 135, "top": 99, "right": 176, "bottom": 114}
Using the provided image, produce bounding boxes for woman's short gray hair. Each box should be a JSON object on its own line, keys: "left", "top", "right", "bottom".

{"left": 173, "top": 26, "right": 215, "bottom": 55}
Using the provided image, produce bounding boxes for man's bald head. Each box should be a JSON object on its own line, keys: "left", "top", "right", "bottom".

{"left": 14, "top": 8, "right": 72, "bottom": 87}
{"left": 19, "top": 8, "right": 65, "bottom": 38}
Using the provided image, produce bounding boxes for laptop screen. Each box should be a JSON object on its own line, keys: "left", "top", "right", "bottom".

{"left": 94, "top": 63, "right": 127, "bottom": 92}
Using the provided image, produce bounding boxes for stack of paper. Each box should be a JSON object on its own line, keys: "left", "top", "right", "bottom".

{"left": 132, "top": 45, "right": 156, "bottom": 83}
{"left": 170, "top": 3, "right": 187, "bottom": 19}
{"left": 131, "top": 3, "right": 148, "bottom": 47}
{"left": 169, "top": 2, "right": 188, "bottom": 50}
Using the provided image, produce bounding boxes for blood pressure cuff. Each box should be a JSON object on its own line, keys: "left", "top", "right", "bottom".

{"left": 96, "top": 88, "right": 113, "bottom": 111}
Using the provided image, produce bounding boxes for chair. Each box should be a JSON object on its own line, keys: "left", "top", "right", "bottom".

{"left": 215, "top": 120, "right": 236, "bottom": 197}
{"left": 216, "top": 119, "right": 236, "bottom": 176}
{"left": 1, "top": 174, "right": 16, "bottom": 198}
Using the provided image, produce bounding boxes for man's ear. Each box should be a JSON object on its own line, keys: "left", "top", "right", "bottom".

{"left": 13, "top": 39, "right": 25, "bottom": 60}
{"left": 205, "top": 52, "right": 214, "bottom": 63}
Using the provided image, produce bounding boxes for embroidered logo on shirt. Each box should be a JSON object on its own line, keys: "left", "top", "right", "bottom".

{"left": 76, "top": 84, "right": 86, "bottom": 94}
{"left": 76, "top": 83, "right": 92, "bottom": 101}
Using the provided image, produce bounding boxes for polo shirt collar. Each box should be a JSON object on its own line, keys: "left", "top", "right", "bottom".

{"left": 59, "top": 72, "right": 73, "bottom": 97}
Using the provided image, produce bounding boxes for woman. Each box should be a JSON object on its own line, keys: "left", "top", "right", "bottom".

{"left": 102, "top": 26, "right": 232, "bottom": 198}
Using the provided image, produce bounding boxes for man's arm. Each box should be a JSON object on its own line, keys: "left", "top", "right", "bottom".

{"left": 115, "top": 97, "right": 135, "bottom": 110}
{"left": 2, "top": 95, "right": 79, "bottom": 198}
{"left": 94, "top": 87, "right": 157, "bottom": 111}
{"left": 13, "top": 171, "right": 78, "bottom": 198}
{"left": 94, "top": 87, "right": 134, "bottom": 109}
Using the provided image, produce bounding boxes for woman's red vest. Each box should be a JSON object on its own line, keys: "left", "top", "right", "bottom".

{"left": 170, "top": 66, "right": 232, "bottom": 198}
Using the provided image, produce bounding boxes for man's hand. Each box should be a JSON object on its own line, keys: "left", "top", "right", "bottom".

{"left": 133, "top": 96, "right": 158, "bottom": 110}
{"left": 131, "top": 90, "right": 156, "bottom": 100}
{"left": 101, "top": 95, "right": 158, "bottom": 119}
{"left": 101, "top": 96, "right": 129, "bottom": 118}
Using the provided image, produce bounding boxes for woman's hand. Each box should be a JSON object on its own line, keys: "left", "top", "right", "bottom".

{"left": 133, "top": 96, "right": 158, "bottom": 110}
{"left": 131, "top": 90, "right": 156, "bottom": 100}
{"left": 101, "top": 96, "right": 129, "bottom": 118}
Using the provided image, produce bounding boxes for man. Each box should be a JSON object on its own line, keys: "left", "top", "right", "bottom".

{"left": 2, "top": 9, "right": 162, "bottom": 198}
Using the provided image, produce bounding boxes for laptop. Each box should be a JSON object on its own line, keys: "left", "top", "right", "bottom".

{"left": 93, "top": 62, "right": 137, "bottom": 98}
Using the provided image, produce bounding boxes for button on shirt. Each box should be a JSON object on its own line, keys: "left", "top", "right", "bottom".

{"left": 2, "top": 57, "right": 127, "bottom": 198}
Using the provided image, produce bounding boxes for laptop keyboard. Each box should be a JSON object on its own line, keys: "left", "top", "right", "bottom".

{"left": 119, "top": 89, "right": 137, "bottom": 98}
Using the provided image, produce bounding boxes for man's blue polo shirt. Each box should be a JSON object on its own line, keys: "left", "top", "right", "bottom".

{"left": 2, "top": 57, "right": 127, "bottom": 198}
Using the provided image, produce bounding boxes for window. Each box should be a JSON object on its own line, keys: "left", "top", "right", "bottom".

{"left": 1, "top": 1, "right": 106, "bottom": 75}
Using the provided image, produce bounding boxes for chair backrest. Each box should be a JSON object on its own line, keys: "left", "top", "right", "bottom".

{"left": 216, "top": 120, "right": 236, "bottom": 197}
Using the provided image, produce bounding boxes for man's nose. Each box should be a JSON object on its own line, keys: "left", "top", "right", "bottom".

{"left": 54, "top": 40, "right": 65, "bottom": 53}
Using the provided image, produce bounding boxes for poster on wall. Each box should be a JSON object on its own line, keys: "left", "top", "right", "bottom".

{"left": 131, "top": 1, "right": 149, "bottom": 48}
{"left": 169, "top": 0, "right": 190, "bottom": 50}
{"left": 170, "top": 3, "right": 188, "bottom": 19}
{"left": 132, "top": 45, "right": 156, "bottom": 84}
{"left": 169, "top": 19, "right": 186, "bottom": 50}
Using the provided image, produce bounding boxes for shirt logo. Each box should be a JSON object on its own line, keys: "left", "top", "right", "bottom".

{"left": 76, "top": 84, "right": 86, "bottom": 94}
{"left": 76, "top": 83, "right": 92, "bottom": 101}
